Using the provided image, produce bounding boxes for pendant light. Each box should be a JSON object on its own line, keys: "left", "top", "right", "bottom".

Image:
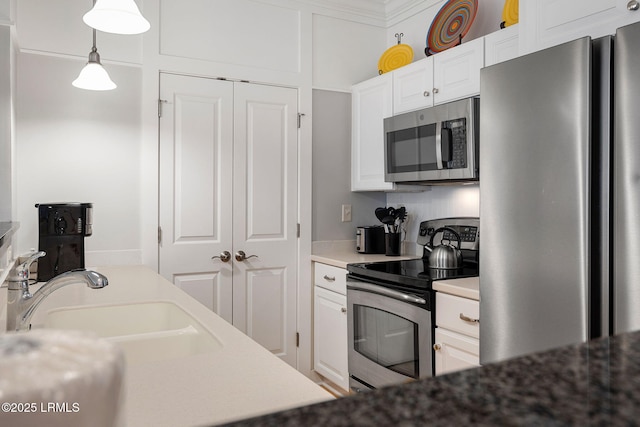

{"left": 72, "top": 28, "right": 117, "bottom": 91}
{"left": 83, "top": 0, "right": 150, "bottom": 35}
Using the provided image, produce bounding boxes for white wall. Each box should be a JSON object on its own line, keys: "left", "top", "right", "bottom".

{"left": 386, "top": 0, "right": 504, "bottom": 62}
{"left": 387, "top": 185, "right": 479, "bottom": 253}
{"left": 312, "top": 14, "right": 385, "bottom": 91}
{"left": 16, "top": 53, "right": 142, "bottom": 265}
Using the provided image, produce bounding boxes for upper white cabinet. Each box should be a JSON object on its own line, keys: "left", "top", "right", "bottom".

{"left": 351, "top": 73, "right": 394, "bottom": 192}
{"left": 484, "top": 24, "right": 520, "bottom": 67}
{"left": 393, "top": 56, "right": 435, "bottom": 114}
{"left": 393, "top": 37, "right": 485, "bottom": 115}
{"left": 520, "top": 0, "right": 640, "bottom": 54}
{"left": 431, "top": 36, "right": 484, "bottom": 107}
{"left": 352, "top": 38, "right": 484, "bottom": 191}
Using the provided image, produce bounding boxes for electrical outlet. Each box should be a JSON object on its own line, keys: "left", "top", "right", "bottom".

{"left": 341, "top": 204, "right": 352, "bottom": 222}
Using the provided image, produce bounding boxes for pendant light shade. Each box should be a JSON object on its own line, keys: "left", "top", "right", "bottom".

{"left": 83, "top": 0, "right": 150, "bottom": 35}
{"left": 73, "top": 31, "right": 117, "bottom": 91}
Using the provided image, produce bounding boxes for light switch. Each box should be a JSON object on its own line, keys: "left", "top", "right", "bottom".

{"left": 341, "top": 204, "right": 352, "bottom": 222}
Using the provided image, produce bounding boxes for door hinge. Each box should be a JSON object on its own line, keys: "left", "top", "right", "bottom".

{"left": 157, "top": 226, "right": 162, "bottom": 245}
{"left": 297, "top": 113, "right": 306, "bottom": 129}
{"left": 158, "top": 99, "right": 168, "bottom": 118}
{"left": 296, "top": 332, "right": 300, "bottom": 347}
{"left": 297, "top": 223, "right": 300, "bottom": 238}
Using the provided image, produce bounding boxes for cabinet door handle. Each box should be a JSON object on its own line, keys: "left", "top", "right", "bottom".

{"left": 341, "top": 307, "right": 347, "bottom": 313}
{"left": 433, "top": 343, "right": 442, "bottom": 351}
{"left": 459, "top": 313, "right": 479, "bottom": 323}
{"left": 423, "top": 90, "right": 430, "bottom": 97}
{"left": 323, "top": 275, "right": 336, "bottom": 282}
{"left": 211, "top": 251, "right": 231, "bottom": 262}
{"left": 628, "top": 0, "right": 639, "bottom": 11}
{"left": 433, "top": 88, "right": 440, "bottom": 94}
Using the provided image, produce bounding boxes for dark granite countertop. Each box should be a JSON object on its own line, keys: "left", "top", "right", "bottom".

{"left": 222, "top": 330, "right": 640, "bottom": 426}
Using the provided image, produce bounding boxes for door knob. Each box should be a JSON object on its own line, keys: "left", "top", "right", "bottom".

{"left": 211, "top": 251, "right": 231, "bottom": 262}
{"left": 235, "top": 250, "right": 258, "bottom": 262}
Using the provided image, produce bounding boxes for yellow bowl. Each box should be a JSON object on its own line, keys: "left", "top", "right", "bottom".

{"left": 378, "top": 43, "right": 414, "bottom": 74}
{"left": 502, "top": 0, "right": 519, "bottom": 27}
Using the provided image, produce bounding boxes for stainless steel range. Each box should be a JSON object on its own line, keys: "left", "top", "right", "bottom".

{"left": 346, "top": 217, "right": 479, "bottom": 392}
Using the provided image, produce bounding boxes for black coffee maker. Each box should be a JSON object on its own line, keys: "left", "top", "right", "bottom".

{"left": 36, "top": 203, "right": 93, "bottom": 281}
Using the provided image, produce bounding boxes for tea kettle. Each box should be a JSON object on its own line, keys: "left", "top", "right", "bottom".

{"left": 425, "top": 227, "right": 463, "bottom": 269}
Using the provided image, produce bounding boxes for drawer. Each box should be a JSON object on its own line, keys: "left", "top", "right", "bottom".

{"left": 434, "top": 328, "right": 479, "bottom": 376}
{"left": 436, "top": 292, "right": 479, "bottom": 339}
{"left": 313, "top": 262, "right": 347, "bottom": 295}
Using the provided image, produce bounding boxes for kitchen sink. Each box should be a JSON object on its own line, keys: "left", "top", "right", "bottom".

{"left": 43, "top": 301, "right": 223, "bottom": 364}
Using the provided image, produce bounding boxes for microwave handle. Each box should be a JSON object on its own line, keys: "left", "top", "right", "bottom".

{"left": 441, "top": 127, "right": 453, "bottom": 165}
{"left": 435, "top": 122, "right": 443, "bottom": 169}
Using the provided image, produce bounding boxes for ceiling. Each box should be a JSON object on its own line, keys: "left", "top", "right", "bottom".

{"left": 295, "top": 0, "right": 443, "bottom": 25}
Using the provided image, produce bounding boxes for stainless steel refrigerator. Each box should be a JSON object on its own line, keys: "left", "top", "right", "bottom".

{"left": 479, "top": 21, "right": 640, "bottom": 364}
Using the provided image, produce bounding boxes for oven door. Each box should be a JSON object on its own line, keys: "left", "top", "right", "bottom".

{"left": 347, "top": 278, "right": 433, "bottom": 392}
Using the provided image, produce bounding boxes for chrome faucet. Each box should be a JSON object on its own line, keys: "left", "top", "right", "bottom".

{"left": 5, "top": 251, "right": 108, "bottom": 332}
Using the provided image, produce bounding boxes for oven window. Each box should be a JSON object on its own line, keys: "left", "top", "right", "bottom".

{"left": 353, "top": 304, "right": 419, "bottom": 379}
{"left": 386, "top": 124, "right": 438, "bottom": 173}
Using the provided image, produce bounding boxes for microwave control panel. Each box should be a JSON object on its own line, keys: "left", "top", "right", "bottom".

{"left": 444, "top": 118, "right": 467, "bottom": 169}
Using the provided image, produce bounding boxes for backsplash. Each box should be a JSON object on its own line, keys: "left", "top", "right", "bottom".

{"left": 386, "top": 185, "right": 480, "bottom": 252}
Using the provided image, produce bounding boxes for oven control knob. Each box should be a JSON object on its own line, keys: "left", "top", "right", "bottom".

{"left": 433, "top": 343, "right": 442, "bottom": 351}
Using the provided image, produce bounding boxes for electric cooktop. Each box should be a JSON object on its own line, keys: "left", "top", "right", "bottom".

{"left": 347, "top": 217, "right": 480, "bottom": 291}
{"left": 347, "top": 258, "right": 479, "bottom": 291}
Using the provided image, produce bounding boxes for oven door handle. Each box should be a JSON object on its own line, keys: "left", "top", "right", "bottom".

{"left": 347, "top": 281, "right": 427, "bottom": 305}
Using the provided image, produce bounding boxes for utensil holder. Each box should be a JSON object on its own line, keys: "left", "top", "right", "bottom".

{"left": 385, "top": 232, "right": 401, "bottom": 256}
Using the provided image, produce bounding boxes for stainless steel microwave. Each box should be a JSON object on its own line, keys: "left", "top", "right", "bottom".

{"left": 384, "top": 97, "right": 479, "bottom": 184}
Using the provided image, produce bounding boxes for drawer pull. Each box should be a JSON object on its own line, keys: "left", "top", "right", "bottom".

{"left": 459, "top": 313, "right": 479, "bottom": 324}
{"left": 323, "top": 275, "right": 336, "bottom": 282}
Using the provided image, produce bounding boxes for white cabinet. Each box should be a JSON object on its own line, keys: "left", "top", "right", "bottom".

{"left": 351, "top": 73, "right": 394, "bottom": 192}
{"left": 431, "top": 36, "right": 484, "bottom": 106}
{"left": 393, "top": 57, "right": 434, "bottom": 114}
{"left": 434, "top": 292, "right": 480, "bottom": 376}
{"left": 393, "top": 37, "right": 484, "bottom": 115}
{"left": 352, "top": 39, "right": 484, "bottom": 191}
{"left": 521, "top": 0, "right": 640, "bottom": 54}
{"left": 484, "top": 25, "right": 520, "bottom": 67}
{"left": 313, "top": 262, "right": 349, "bottom": 390}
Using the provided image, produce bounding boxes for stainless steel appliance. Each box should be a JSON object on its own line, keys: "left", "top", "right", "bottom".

{"left": 480, "top": 22, "right": 640, "bottom": 364}
{"left": 383, "top": 97, "right": 479, "bottom": 184}
{"left": 356, "top": 226, "right": 385, "bottom": 254}
{"left": 347, "top": 217, "right": 479, "bottom": 392}
{"left": 36, "top": 203, "right": 93, "bottom": 281}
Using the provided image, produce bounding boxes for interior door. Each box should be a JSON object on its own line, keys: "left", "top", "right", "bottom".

{"left": 158, "top": 73, "right": 234, "bottom": 322}
{"left": 232, "top": 82, "right": 299, "bottom": 367}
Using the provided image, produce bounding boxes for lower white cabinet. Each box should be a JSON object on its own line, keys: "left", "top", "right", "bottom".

{"left": 313, "top": 263, "right": 349, "bottom": 390}
{"left": 434, "top": 292, "right": 480, "bottom": 376}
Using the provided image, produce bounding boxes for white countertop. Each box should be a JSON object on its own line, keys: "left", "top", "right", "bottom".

{"left": 432, "top": 276, "right": 479, "bottom": 300}
{"left": 0, "top": 266, "right": 333, "bottom": 426}
{"left": 311, "top": 240, "right": 419, "bottom": 269}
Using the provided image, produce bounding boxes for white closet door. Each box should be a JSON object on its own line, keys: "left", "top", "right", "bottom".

{"left": 232, "top": 82, "right": 299, "bottom": 367}
{"left": 159, "top": 73, "right": 234, "bottom": 322}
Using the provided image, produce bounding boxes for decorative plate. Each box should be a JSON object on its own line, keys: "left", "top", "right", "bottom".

{"left": 500, "top": 0, "right": 518, "bottom": 28}
{"left": 378, "top": 39, "right": 414, "bottom": 74}
{"left": 425, "top": 0, "right": 478, "bottom": 56}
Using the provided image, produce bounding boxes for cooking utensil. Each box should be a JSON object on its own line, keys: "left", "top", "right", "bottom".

{"left": 378, "top": 33, "right": 414, "bottom": 74}
{"left": 424, "top": 227, "right": 463, "bottom": 269}
{"left": 425, "top": 0, "right": 478, "bottom": 56}
{"left": 375, "top": 207, "right": 388, "bottom": 222}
